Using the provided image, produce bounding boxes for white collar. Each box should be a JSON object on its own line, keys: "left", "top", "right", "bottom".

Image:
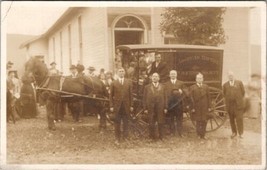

{"left": 171, "top": 79, "right": 177, "bottom": 83}
{"left": 197, "top": 83, "right": 202, "bottom": 87}
{"left": 153, "top": 82, "right": 159, "bottom": 87}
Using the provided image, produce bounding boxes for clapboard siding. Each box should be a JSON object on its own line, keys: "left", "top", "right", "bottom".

{"left": 82, "top": 8, "right": 108, "bottom": 72}
{"left": 47, "top": 8, "right": 108, "bottom": 74}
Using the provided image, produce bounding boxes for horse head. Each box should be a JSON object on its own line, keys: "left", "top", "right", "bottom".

{"left": 24, "top": 57, "right": 49, "bottom": 86}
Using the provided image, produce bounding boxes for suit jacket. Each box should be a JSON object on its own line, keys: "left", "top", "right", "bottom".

{"left": 143, "top": 84, "right": 167, "bottom": 109}
{"left": 149, "top": 61, "right": 169, "bottom": 82}
{"left": 165, "top": 80, "right": 184, "bottom": 111}
{"left": 223, "top": 80, "right": 245, "bottom": 110}
{"left": 190, "top": 83, "right": 211, "bottom": 121}
{"left": 109, "top": 78, "right": 133, "bottom": 115}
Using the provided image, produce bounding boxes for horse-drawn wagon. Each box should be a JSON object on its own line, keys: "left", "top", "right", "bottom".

{"left": 25, "top": 44, "right": 227, "bottom": 136}
{"left": 116, "top": 44, "right": 227, "bottom": 133}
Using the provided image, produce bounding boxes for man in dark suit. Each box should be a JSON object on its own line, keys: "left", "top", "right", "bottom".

{"left": 148, "top": 52, "right": 169, "bottom": 83}
{"left": 143, "top": 73, "right": 168, "bottom": 141}
{"left": 223, "top": 71, "right": 245, "bottom": 139}
{"left": 110, "top": 68, "right": 133, "bottom": 145}
{"left": 190, "top": 73, "right": 211, "bottom": 140}
{"left": 66, "top": 65, "right": 82, "bottom": 122}
{"left": 165, "top": 70, "right": 185, "bottom": 137}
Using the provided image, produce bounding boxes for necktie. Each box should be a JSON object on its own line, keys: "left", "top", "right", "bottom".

{"left": 120, "top": 79, "right": 123, "bottom": 85}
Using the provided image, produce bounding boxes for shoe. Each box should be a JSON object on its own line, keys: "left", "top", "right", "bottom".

{"left": 239, "top": 135, "right": 243, "bottom": 139}
{"left": 231, "top": 133, "right": 237, "bottom": 139}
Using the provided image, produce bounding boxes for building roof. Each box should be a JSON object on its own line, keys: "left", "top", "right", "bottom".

{"left": 116, "top": 44, "right": 223, "bottom": 51}
{"left": 20, "top": 7, "right": 83, "bottom": 49}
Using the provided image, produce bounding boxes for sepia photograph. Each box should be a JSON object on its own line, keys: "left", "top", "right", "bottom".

{"left": 1, "top": 1, "right": 266, "bottom": 169}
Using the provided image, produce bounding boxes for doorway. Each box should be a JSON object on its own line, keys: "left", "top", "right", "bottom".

{"left": 115, "top": 30, "right": 144, "bottom": 47}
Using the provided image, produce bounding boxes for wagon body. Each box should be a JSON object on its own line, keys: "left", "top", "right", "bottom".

{"left": 117, "top": 44, "right": 223, "bottom": 88}
{"left": 116, "top": 44, "right": 227, "bottom": 133}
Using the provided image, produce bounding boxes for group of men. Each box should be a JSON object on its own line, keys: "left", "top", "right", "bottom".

{"left": 109, "top": 66, "right": 245, "bottom": 145}
{"left": 7, "top": 56, "right": 246, "bottom": 145}
{"left": 45, "top": 55, "right": 246, "bottom": 144}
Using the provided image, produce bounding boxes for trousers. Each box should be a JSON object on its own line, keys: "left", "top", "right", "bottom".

{"left": 114, "top": 104, "right": 129, "bottom": 141}
{"left": 228, "top": 101, "right": 244, "bottom": 135}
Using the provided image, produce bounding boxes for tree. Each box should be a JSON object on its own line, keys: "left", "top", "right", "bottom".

{"left": 160, "top": 8, "right": 227, "bottom": 46}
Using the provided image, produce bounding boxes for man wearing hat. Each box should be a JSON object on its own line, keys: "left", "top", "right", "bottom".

{"left": 35, "top": 55, "right": 45, "bottom": 63}
{"left": 69, "top": 65, "right": 78, "bottom": 78}
{"left": 6, "top": 61, "right": 14, "bottom": 76}
{"left": 87, "top": 66, "right": 96, "bottom": 77}
{"left": 7, "top": 70, "right": 21, "bottom": 122}
{"left": 7, "top": 61, "right": 13, "bottom": 69}
{"left": 49, "top": 62, "right": 60, "bottom": 76}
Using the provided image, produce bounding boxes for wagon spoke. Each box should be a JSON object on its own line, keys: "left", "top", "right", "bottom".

{"left": 210, "top": 119, "right": 213, "bottom": 129}
{"left": 214, "top": 93, "right": 221, "bottom": 102}
{"left": 215, "top": 114, "right": 225, "bottom": 121}
{"left": 215, "top": 98, "right": 224, "bottom": 105}
{"left": 213, "top": 117, "right": 220, "bottom": 126}
{"left": 214, "top": 110, "right": 227, "bottom": 113}
{"left": 214, "top": 104, "right": 226, "bottom": 110}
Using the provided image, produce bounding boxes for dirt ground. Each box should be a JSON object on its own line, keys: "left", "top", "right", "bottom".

{"left": 6, "top": 107, "right": 263, "bottom": 165}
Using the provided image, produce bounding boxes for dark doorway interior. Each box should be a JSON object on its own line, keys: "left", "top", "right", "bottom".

{"left": 115, "top": 31, "right": 143, "bottom": 47}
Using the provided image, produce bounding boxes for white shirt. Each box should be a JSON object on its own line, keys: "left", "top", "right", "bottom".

{"left": 155, "top": 62, "right": 160, "bottom": 68}
{"left": 118, "top": 78, "right": 124, "bottom": 85}
{"left": 197, "top": 83, "right": 203, "bottom": 87}
{"left": 153, "top": 82, "right": 159, "bottom": 87}
{"left": 171, "top": 79, "right": 177, "bottom": 84}
{"left": 71, "top": 72, "right": 78, "bottom": 78}
{"left": 230, "top": 80, "right": 235, "bottom": 86}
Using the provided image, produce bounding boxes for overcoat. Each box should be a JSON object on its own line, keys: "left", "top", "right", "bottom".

{"left": 190, "top": 84, "right": 211, "bottom": 121}
{"left": 143, "top": 83, "right": 167, "bottom": 123}
{"left": 149, "top": 61, "right": 169, "bottom": 82}
{"left": 222, "top": 80, "right": 245, "bottom": 111}
{"left": 109, "top": 79, "right": 133, "bottom": 116}
{"left": 165, "top": 80, "right": 184, "bottom": 111}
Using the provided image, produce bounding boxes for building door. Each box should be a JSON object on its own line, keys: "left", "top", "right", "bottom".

{"left": 112, "top": 15, "right": 148, "bottom": 70}
{"left": 115, "top": 30, "right": 143, "bottom": 47}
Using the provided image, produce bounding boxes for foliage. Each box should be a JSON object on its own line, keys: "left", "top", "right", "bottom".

{"left": 160, "top": 8, "right": 227, "bottom": 46}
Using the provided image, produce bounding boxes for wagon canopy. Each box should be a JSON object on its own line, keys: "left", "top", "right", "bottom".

{"left": 117, "top": 44, "right": 224, "bottom": 88}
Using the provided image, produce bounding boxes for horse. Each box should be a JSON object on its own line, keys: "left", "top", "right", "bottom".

{"left": 24, "top": 57, "right": 107, "bottom": 130}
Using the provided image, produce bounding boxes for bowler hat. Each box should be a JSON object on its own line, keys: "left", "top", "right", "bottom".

{"left": 69, "top": 65, "right": 77, "bottom": 70}
{"left": 50, "top": 62, "right": 56, "bottom": 66}
{"left": 87, "top": 66, "right": 95, "bottom": 71}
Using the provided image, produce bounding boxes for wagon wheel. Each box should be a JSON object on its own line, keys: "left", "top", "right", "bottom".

{"left": 190, "top": 87, "right": 228, "bottom": 132}
{"left": 129, "top": 97, "right": 149, "bottom": 139}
